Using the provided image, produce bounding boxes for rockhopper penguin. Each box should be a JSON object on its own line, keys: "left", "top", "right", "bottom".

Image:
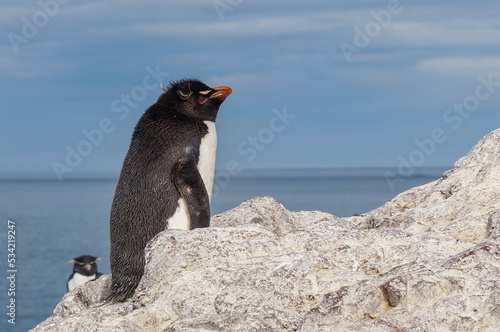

{"left": 108, "top": 79, "right": 232, "bottom": 302}
{"left": 67, "top": 255, "right": 102, "bottom": 292}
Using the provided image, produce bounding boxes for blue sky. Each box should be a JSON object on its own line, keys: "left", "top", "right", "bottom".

{"left": 1, "top": 0, "right": 499, "bottom": 178}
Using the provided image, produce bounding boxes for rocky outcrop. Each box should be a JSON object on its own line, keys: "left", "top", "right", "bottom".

{"left": 32, "top": 129, "right": 500, "bottom": 332}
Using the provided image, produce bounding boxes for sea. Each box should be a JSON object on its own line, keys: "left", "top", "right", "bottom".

{"left": 0, "top": 167, "right": 448, "bottom": 331}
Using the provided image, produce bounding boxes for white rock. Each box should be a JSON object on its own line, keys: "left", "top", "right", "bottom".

{"left": 32, "top": 129, "right": 500, "bottom": 332}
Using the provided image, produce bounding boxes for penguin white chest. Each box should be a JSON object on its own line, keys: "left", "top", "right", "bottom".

{"left": 167, "top": 121, "right": 217, "bottom": 230}
{"left": 67, "top": 273, "right": 96, "bottom": 292}
{"left": 197, "top": 120, "right": 217, "bottom": 201}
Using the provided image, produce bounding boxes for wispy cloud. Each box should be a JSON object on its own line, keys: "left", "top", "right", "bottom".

{"left": 387, "top": 22, "right": 500, "bottom": 47}
{"left": 2, "top": 0, "right": 500, "bottom": 172}
{"left": 84, "top": 11, "right": 343, "bottom": 39}
{"left": 417, "top": 57, "right": 500, "bottom": 76}
{"left": 0, "top": 42, "right": 67, "bottom": 79}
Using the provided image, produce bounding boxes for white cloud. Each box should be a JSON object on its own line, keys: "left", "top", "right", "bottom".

{"left": 0, "top": 3, "right": 40, "bottom": 21}
{"left": 386, "top": 21, "right": 500, "bottom": 47}
{"left": 417, "top": 57, "right": 500, "bottom": 77}
{"left": 0, "top": 42, "right": 67, "bottom": 79}
{"left": 84, "top": 11, "right": 344, "bottom": 39}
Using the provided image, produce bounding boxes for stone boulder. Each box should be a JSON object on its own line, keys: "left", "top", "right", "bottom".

{"left": 32, "top": 129, "right": 500, "bottom": 331}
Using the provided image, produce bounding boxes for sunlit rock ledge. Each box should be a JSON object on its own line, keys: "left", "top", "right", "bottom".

{"left": 32, "top": 129, "right": 500, "bottom": 332}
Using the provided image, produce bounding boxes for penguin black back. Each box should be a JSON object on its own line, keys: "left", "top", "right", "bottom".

{"left": 108, "top": 79, "right": 231, "bottom": 302}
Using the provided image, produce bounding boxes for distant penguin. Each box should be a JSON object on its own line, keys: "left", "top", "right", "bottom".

{"left": 108, "top": 79, "right": 232, "bottom": 302}
{"left": 67, "top": 255, "right": 103, "bottom": 292}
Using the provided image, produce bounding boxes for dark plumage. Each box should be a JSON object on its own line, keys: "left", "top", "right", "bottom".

{"left": 67, "top": 255, "right": 102, "bottom": 292}
{"left": 108, "top": 79, "right": 231, "bottom": 302}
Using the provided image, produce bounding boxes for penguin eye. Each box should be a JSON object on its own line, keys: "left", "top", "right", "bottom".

{"left": 177, "top": 90, "right": 192, "bottom": 100}
{"left": 199, "top": 90, "right": 211, "bottom": 95}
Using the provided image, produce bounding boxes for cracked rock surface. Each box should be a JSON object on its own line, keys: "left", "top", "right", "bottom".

{"left": 32, "top": 129, "right": 500, "bottom": 331}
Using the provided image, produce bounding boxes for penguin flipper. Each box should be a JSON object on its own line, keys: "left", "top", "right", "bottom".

{"left": 172, "top": 150, "right": 211, "bottom": 229}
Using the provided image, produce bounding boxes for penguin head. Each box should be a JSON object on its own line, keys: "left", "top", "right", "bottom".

{"left": 159, "top": 79, "right": 232, "bottom": 122}
{"left": 68, "top": 255, "right": 101, "bottom": 276}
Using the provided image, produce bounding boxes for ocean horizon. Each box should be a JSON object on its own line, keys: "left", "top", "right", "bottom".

{"left": 0, "top": 167, "right": 449, "bottom": 331}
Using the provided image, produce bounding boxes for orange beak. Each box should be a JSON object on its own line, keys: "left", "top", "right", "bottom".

{"left": 210, "top": 86, "right": 232, "bottom": 100}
